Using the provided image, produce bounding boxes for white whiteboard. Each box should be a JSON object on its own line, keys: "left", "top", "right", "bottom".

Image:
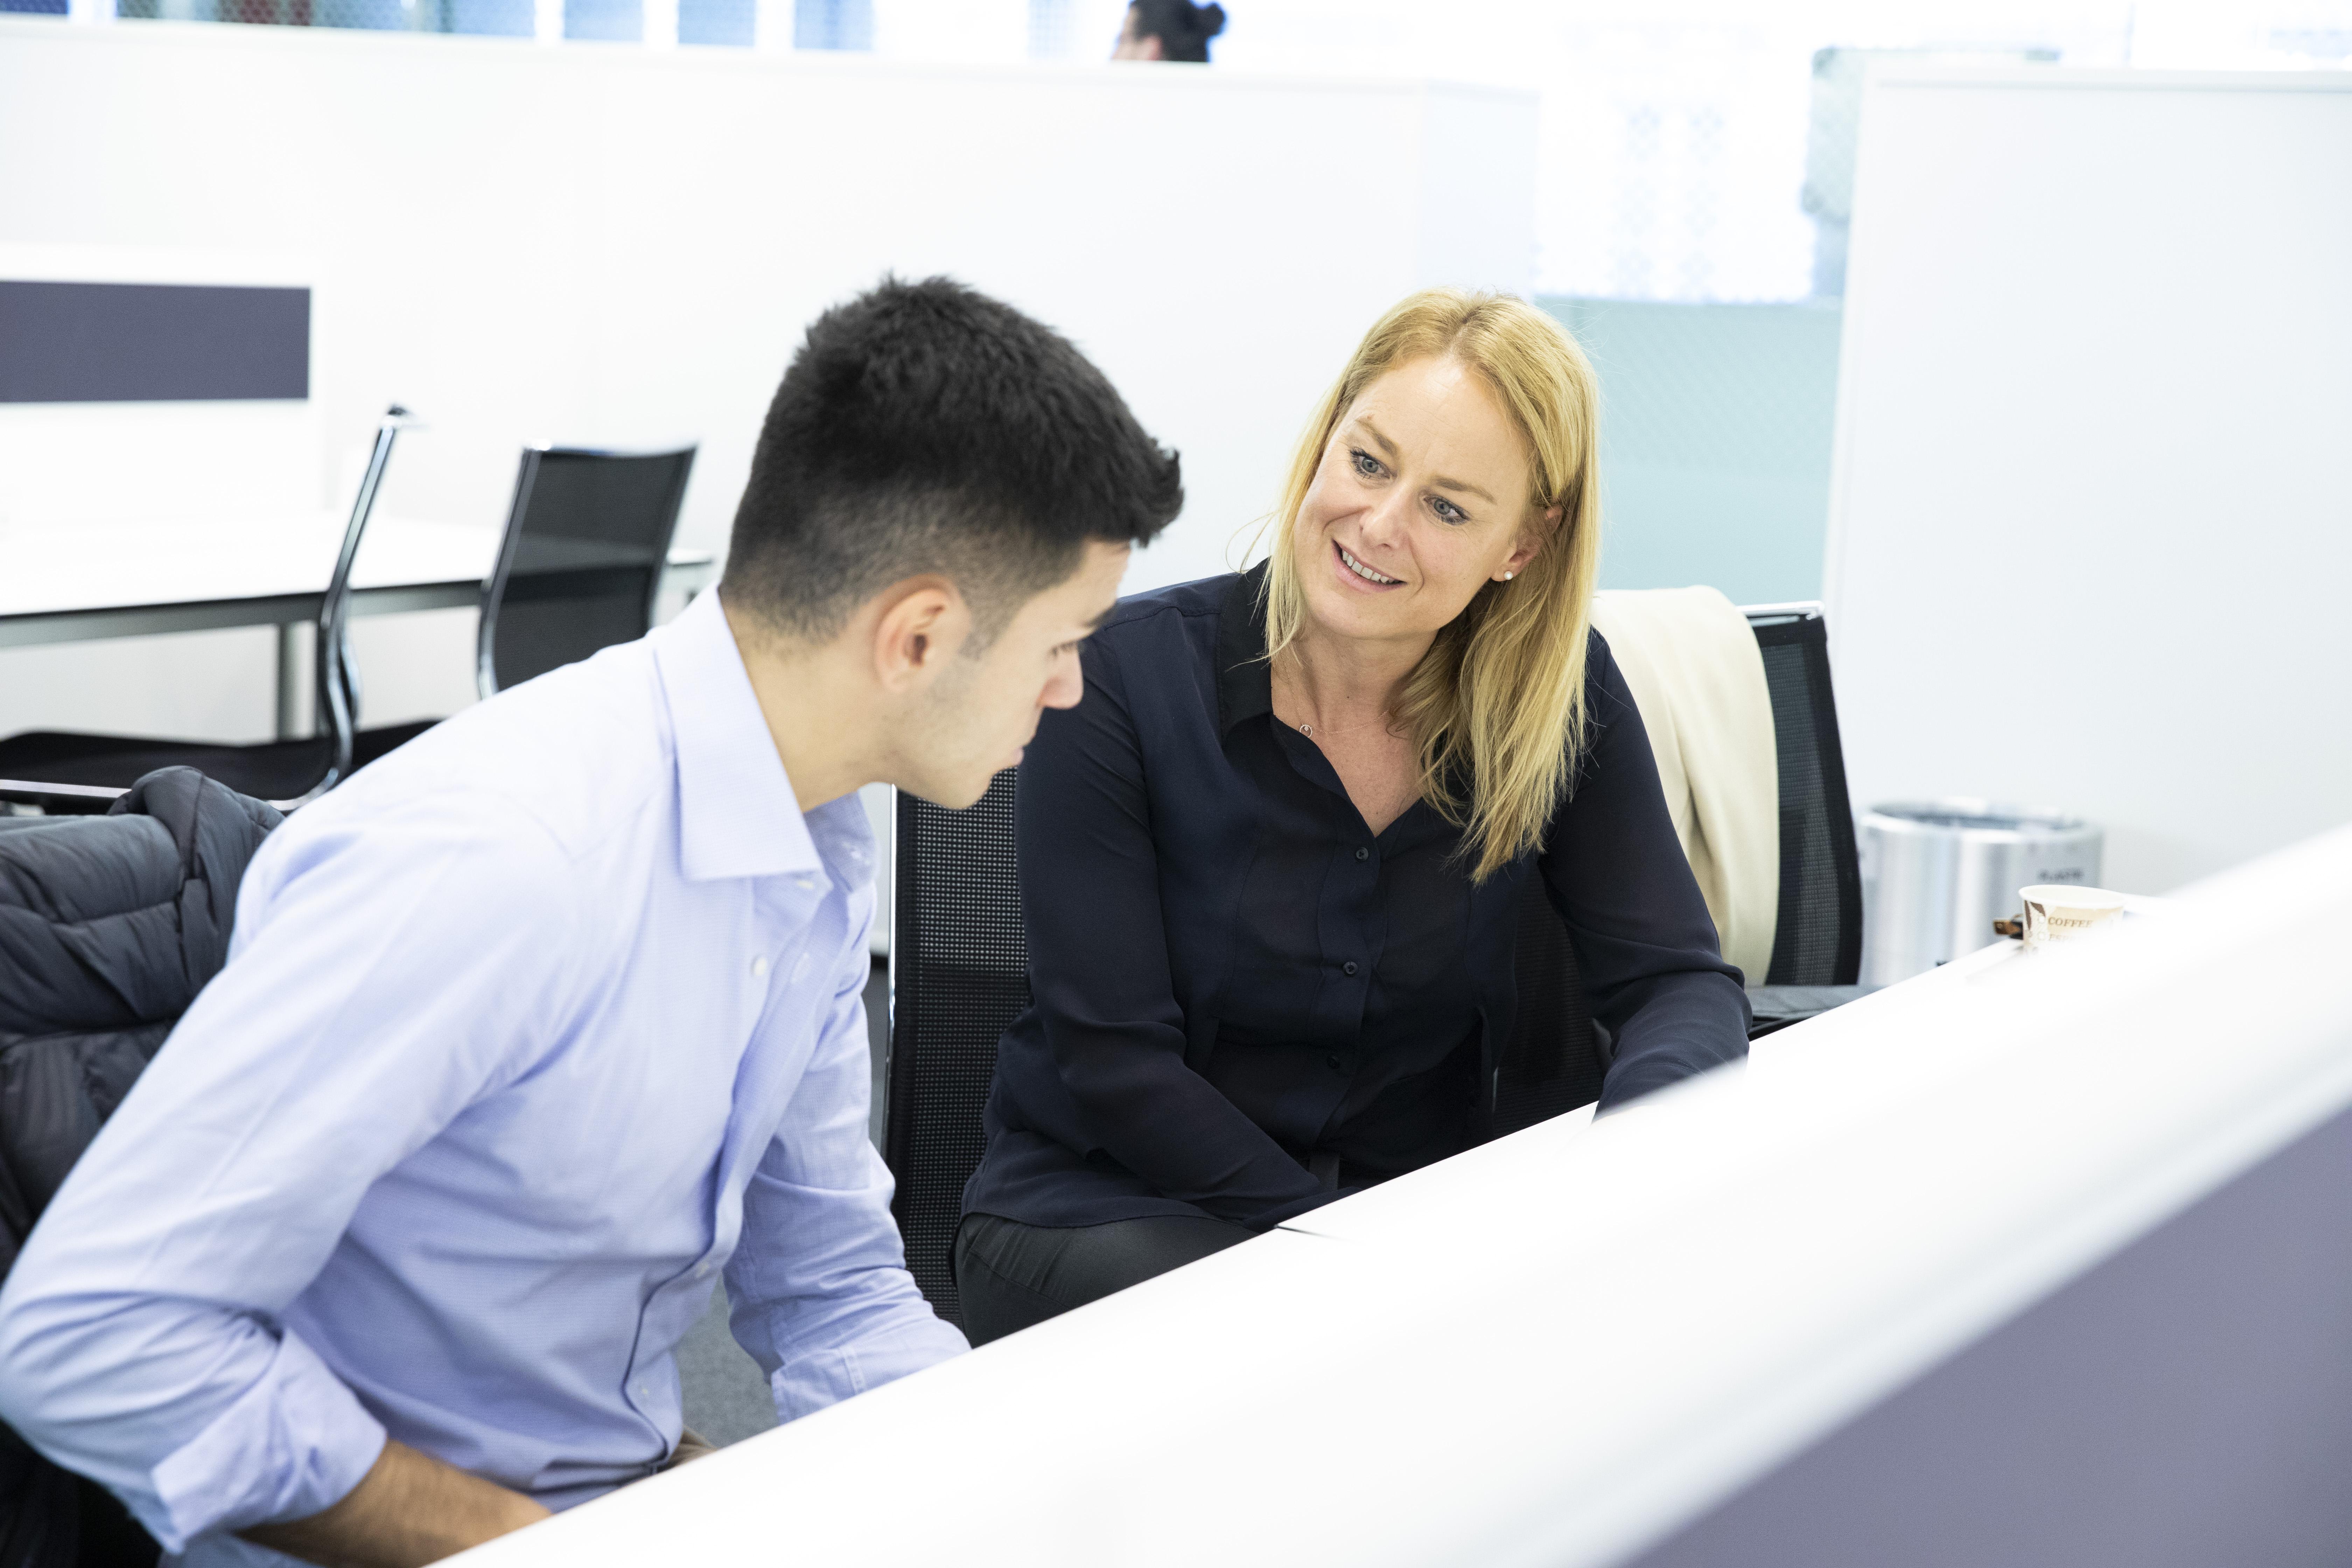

{"left": 1823, "top": 69, "right": 2352, "bottom": 893}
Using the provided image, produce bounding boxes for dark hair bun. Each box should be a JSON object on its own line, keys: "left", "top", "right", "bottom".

{"left": 1130, "top": 0, "right": 1223, "bottom": 59}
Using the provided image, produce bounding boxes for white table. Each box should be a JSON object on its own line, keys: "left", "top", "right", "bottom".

{"left": 0, "top": 514, "right": 715, "bottom": 736}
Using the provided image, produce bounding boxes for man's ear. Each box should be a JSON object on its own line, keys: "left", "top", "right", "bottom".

{"left": 871, "top": 578, "right": 968, "bottom": 692}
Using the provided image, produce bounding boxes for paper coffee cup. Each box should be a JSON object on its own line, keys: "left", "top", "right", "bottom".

{"left": 2018, "top": 884, "right": 2128, "bottom": 950}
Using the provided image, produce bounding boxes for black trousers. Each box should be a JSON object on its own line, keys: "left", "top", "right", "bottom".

{"left": 954, "top": 1211, "right": 1254, "bottom": 1346}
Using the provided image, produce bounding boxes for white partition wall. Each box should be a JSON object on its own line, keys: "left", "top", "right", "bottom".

{"left": 0, "top": 19, "right": 1535, "bottom": 740}
{"left": 1821, "top": 70, "right": 2352, "bottom": 892}
{"left": 446, "top": 826, "right": 2352, "bottom": 1568}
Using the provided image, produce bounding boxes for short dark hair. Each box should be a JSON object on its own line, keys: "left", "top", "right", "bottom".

{"left": 1128, "top": 0, "right": 1224, "bottom": 62}
{"left": 724, "top": 276, "right": 1182, "bottom": 645}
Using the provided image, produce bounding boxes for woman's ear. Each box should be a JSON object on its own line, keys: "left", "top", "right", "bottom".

{"left": 1495, "top": 506, "right": 1557, "bottom": 582}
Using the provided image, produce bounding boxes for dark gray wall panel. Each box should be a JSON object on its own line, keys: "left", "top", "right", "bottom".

{"left": 0, "top": 280, "right": 309, "bottom": 402}
{"left": 1627, "top": 1100, "right": 2352, "bottom": 1568}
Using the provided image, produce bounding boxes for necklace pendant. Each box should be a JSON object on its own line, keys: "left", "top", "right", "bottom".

{"left": 1298, "top": 722, "right": 1313, "bottom": 736}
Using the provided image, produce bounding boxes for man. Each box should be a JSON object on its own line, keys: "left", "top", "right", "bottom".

{"left": 0, "top": 276, "right": 1182, "bottom": 1567}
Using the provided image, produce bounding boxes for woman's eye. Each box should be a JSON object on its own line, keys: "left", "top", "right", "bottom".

{"left": 1350, "top": 448, "right": 1384, "bottom": 478}
{"left": 1431, "top": 497, "right": 1467, "bottom": 525}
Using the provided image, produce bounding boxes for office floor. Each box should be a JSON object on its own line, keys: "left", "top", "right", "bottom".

{"left": 676, "top": 958, "right": 891, "bottom": 1447}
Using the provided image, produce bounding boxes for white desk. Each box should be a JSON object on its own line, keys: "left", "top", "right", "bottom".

{"left": 454, "top": 833, "right": 2352, "bottom": 1568}
{"left": 0, "top": 514, "right": 715, "bottom": 736}
{"left": 1282, "top": 941, "right": 2022, "bottom": 1248}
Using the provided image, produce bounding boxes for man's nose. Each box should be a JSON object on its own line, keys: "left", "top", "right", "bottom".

{"left": 1042, "top": 660, "right": 1085, "bottom": 710}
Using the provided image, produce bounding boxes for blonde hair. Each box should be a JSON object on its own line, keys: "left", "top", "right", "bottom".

{"left": 1260, "top": 288, "right": 1603, "bottom": 882}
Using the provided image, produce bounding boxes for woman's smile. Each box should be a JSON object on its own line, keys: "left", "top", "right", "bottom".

{"left": 1331, "top": 538, "right": 1406, "bottom": 591}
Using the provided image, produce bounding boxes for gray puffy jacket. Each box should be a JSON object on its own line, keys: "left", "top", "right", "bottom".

{"left": 0, "top": 767, "right": 279, "bottom": 1568}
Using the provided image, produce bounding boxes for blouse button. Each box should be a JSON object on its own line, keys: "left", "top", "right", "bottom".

{"left": 1343, "top": 960, "right": 1359, "bottom": 976}
{"left": 1354, "top": 847, "right": 1369, "bottom": 862}
{"left": 1326, "top": 1053, "right": 1343, "bottom": 1070}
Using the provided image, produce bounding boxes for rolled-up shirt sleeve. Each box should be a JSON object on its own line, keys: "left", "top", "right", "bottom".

{"left": 0, "top": 793, "right": 582, "bottom": 1551}
{"left": 725, "top": 907, "right": 966, "bottom": 1422}
{"left": 1541, "top": 635, "right": 1751, "bottom": 1108}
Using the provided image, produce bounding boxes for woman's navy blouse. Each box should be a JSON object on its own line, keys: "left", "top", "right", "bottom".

{"left": 961, "top": 567, "right": 1750, "bottom": 1233}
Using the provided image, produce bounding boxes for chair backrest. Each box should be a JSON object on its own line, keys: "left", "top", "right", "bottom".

{"left": 0, "top": 404, "right": 407, "bottom": 816}
{"left": 476, "top": 446, "right": 695, "bottom": 698}
{"left": 1744, "top": 603, "right": 1864, "bottom": 985}
{"left": 308, "top": 403, "right": 409, "bottom": 801}
{"left": 885, "top": 770, "right": 1027, "bottom": 1328}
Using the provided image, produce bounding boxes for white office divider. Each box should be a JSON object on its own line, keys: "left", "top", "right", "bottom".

{"left": 0, "top": 18, "right": 1536, "bottom": 743}
{"left": 1821, "top": 69, "right": 2352, "bottom": 893}
{"left": 450, "top": 822, "right": 2352, "bottom": 1567}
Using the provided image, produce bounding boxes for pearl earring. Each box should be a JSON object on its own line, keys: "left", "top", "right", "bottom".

{"left": 1502, "top": 571, "right": 1514, "bottom": 581}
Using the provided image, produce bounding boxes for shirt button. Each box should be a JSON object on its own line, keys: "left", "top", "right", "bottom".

{"left": 1354, "top": 847, "right": 1369, "bottom": 861}
{"left": 1343, "top": 960, "right": 1359, "bottom": 976}
{"left": 750, "top": 955, "right": 769, "bottom": 978}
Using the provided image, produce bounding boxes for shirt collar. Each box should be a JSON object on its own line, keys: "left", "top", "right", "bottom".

{"left": 651, "top": 587, "right": 826, "bottom": 883}
{"left": 1216, "top": 561, "right": 1274, "bottom": 735}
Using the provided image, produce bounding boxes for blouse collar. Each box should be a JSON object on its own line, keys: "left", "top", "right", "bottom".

{"left": 1214, "top": 561, "right": 1274, "bottom": 735}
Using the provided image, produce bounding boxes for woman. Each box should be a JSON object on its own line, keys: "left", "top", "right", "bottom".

{"left": 954, "top": 289, "right": 1749, "bottom": 1344}
{"left": 1111, "top": 0, "right": 1225, "bottom": 62}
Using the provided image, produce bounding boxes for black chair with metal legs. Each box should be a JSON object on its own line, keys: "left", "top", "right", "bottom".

{"left": 352, "top": 445, "right": 696, "bottom": 770}
{"left": 0, "top": 406, "right": 413, "bottom": 816}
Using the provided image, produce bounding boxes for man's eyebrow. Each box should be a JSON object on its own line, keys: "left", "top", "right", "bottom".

{"left": 1355, "top": 416, "right": 1496, "bottom": 504}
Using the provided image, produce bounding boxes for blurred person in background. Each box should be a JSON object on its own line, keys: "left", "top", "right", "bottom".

{"left": 1112, "top": 0, "right": 1225, "bottom": 62}
{"left": 952, "top": 289, "right": 1750, "bottom": 1345}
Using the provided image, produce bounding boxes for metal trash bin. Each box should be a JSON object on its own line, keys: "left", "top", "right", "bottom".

{"left": 1859, "top": 800, "right": 2102, "bottom": 986}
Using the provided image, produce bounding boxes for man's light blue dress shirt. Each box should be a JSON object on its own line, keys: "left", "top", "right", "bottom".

{"left": 0, "top": 588, "right": 967, "bottom": 1563}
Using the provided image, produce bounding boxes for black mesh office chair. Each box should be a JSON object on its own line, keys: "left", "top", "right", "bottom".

{"left": 0, "top": 406, "right": 412, "bottom": 816}
{"left": 1747, "top": 603, "right": 1864, "bottom": 985}
{"left": 352, "top": 445, "right": 696, "bottom": 769}
{"left": 1744, "top": 602, "right": 1866, "bottom": 1032}
{"left": 884, "top": 772, "right": 1028, "bottom": 1328}
{"left": 476, "top": 446, "right": 696, "bottom": 696}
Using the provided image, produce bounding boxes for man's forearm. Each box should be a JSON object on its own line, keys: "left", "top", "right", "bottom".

{"left": 240, "top": 1439, "right": 550, "bottom": 1568}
